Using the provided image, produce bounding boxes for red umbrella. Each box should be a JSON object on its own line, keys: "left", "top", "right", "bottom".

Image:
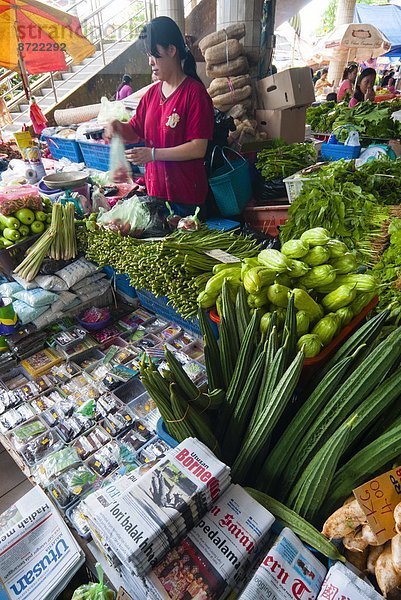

{"left": 0, "top": 0, "right": 95, "bottom": 81}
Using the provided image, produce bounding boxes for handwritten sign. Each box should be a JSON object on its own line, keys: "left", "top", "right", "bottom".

{"left": 204, "top": 249, "right": 240, "bottom": 263}
{"left": 353, "top": 466, "right": 401, "bottom": 544}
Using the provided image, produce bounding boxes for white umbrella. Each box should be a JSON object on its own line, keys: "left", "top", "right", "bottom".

{"left": 315, "top": 23, "right": 391, "bottom": 62}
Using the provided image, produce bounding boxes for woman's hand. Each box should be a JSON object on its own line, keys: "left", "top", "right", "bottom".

{"left": 103, "top": 120, "right": 124, "bottom": 141}
{"left": 364, "top": 87, "right": 375, "bottom": 102}
{"left": 125, "top": 146, "right": 153, "bottom": 164}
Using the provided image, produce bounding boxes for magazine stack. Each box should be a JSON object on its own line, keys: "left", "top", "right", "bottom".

{"left": 81, "top": 438, "right": 231, "bottom": 579}
{"left": 239, "top": 527, "right": 327, "bottom": 600}
{"left": 0, "top": 486, "right": 84, "bottom": 600}
{"left": 145, "top": 484, "right": 275, "bottom": 600}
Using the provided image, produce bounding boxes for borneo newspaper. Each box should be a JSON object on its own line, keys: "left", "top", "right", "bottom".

{"left": 84, "top": 438, "right": 231, "bottom": 578}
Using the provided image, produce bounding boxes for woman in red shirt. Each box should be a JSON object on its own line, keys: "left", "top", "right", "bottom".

{"left": 106, "top": 16, "right": 214, "bottom": 216}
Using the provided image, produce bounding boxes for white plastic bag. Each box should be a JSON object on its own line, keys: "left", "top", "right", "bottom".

{"left": 109, "top": 135, "right": 132, "bottom": 184}
{"left": 35, "top": 274, "right": 68, "bottom": 292}
{"left": 345, "top": 131, "right": 360, "bottom": 147}
{"left": 56, "top": 259, "right": 98, "bottom": 288}
{"left": 97, "top": 97, "right": 129, "bottom": 124}
{"left": 13, "top": 288, "right": 59, "bottom": 308}
{"left": 96, "top": 196, "right": 151, "bottom": 236}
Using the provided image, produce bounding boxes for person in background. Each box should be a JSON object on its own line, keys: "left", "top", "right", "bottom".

{"left": 386, "top": 76, "right": 399, "bottom": 94}
{"left": 380, "top": 69, "right": 389, "bottom": 86}
{"left": 381, "top": 70, "right": 394, "bottom": 88}
{"left": 115, "top": 75, "right": 133, "bottom": 100}
{"left": 312, "top": 70, "right": 321, "bottom": 84}
{"left": 350, "top": 68, "right": 376, "bottom": 107}
{"left": 326, "top": 92, "right": 337, "bottom": 103}
{"left": 337, "top": 64, "right": 358, "bottom": 102}
{"left": 314, "top": 68, "right": 333, "bottom": 96}
{"left": 105, "top": 16, "right": 214, "bottom": 217}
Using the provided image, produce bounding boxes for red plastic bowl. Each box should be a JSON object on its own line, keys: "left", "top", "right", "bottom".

{"left": 77, "top": 311, "right": 111, "bottom": 331}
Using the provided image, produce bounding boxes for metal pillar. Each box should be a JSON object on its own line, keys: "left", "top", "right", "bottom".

{"left": 216, "top": 0, "right": 264, "bottom": 64}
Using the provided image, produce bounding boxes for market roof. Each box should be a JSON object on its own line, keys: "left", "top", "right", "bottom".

{"left": 354, "top": 4, "right": 401, "bottom": 57}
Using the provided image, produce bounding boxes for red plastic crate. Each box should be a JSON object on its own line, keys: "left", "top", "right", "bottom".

{"left": 244, "top": 204, "right": 289, "bottom": 237}
{"left": 209, "top": 297, "right": 378, "bottom": 379}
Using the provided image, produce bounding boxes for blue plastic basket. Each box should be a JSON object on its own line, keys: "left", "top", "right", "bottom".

{"left": 78, "top": 141, "right": 112, "bottom": 171}
{"left": 321, "top": 124, "right": 361, "bottom": 162}
{"left": 44, "top": 136, "right": 84, "bottom": 163}
{"left": 103, "top": 266, "right": 137, "bottom": 298}
{"left": 136, "top": 289, "right": 202, "bottom": 335}
{"left": 209, "top": 146, "right": 252, "bottom": 217}
{"left": 157, "top": 418, "right": 179, "bottom": 448}
{"left": 321, "top": 143, "right": 360, "bottom": 161}
{"left": 78, "top": 141, "right": 144, "bottom": 171}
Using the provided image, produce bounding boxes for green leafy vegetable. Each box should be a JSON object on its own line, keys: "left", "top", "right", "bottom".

{"left": 256, "top": 141, "right": 317, "bottom": 181}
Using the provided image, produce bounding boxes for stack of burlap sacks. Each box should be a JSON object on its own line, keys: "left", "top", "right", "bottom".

{"left": 199, "top": 24, "right": 267, "bottom": 146}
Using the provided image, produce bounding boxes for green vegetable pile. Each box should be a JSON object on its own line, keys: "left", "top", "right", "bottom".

{"left": 373, "top": 218, "right": 401, "bottom": 320}
{"left": 280, "top": 174, "right": 390, "bottom": 256}
{"left": 256, "top": 139, "right": 317, "bottom": 181}
{"left": 199, "top": 228, "right": 377, "bottom": 357}
{"left": 306, "top": 99, "right": 401, "bottom": 139}
{"left": 85, "top": 226, "right": 258, "bottom": 318}
{"left": 297, "top": 157, "right": 401, "bottom": 206}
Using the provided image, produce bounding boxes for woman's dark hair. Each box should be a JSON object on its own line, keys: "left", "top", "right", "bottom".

{"left": 326, "top": 92, "right": 337, "bottom": 102}
{"left": 382, "top": 73, "right": 395, "bottom": 88}
{"left": 353, "top": 67, "right": 376, "bottom": 102}
{"left": 322, "top": 68, "right": 328, "bottom": 75}
{"left": 140, "top": 16, "right": 203, "bottom": 85}
{"left": 342, "top": 64, "right": 357, "bottom": 81}
{"left": 117, "top": 74, "right": 132, "bottom": 93}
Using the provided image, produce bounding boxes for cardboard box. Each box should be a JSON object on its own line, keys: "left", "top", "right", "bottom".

{"left": 117, "top": 588, "right": 134, "bottom": 600}
{"left": 256, "top": 107, "right": 307, "bottom": 144}
{"left": 257, "top": 67, "right": 315, "bottom": 110}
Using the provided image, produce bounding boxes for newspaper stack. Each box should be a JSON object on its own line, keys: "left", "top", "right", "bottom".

{"left": 145, "top": 484, "right": 275, "bottom": 600}
{"left": 83, "top": 438, "right": 231, "bottom": 578}
{"left": 0, "top": 486, "right": 84, "bottom": 600}
{"left": 239, "top": 527, "right": 327, "bottom": 600}
{"left": 317, "top": 562, "right": 383, "bottom": 600}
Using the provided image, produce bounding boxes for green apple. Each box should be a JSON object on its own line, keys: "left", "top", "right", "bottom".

{"left": 30, "top": 221, "right": 45, "bottom": 234}
{"left": 35, "top": 211, "right": 47, "bottom": 222}
{"left": 15, "top": 208, "right": 35, "bottom": 225}
{"left": 19, "top": 225, "right": 30, "bottom": 237}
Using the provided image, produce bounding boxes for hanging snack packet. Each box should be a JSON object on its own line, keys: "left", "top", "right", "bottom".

{"left": 109, "top": 135, "right": 132, "bottom": 184}
{"left": 165, "top": 202, "right": 180, "bottom": 229}
{"left": 177, "top": 206, "right": 201, "bottom": 232}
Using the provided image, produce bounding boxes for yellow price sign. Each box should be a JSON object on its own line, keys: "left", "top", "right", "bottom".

{"left": 353, "top": 466, "right": 401, "bottom": 545}
{"left": 13, "top": 131, "right": 33, "bottom": 150}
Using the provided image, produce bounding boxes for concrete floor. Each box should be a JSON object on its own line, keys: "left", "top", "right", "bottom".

{"left": 0, "top": 443, "right": 32, "bottom": 514}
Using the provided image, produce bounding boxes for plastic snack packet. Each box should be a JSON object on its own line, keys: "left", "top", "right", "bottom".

{"left": 177, "top": 206, "right": 201, "bottom": 232}
{"left": 71, "top": 563, "right": 115, "bottom": 600}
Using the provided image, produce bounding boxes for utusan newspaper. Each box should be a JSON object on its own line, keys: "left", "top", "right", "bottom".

{"left": 0, "top": 486, "right": 83, "bottom": 600}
